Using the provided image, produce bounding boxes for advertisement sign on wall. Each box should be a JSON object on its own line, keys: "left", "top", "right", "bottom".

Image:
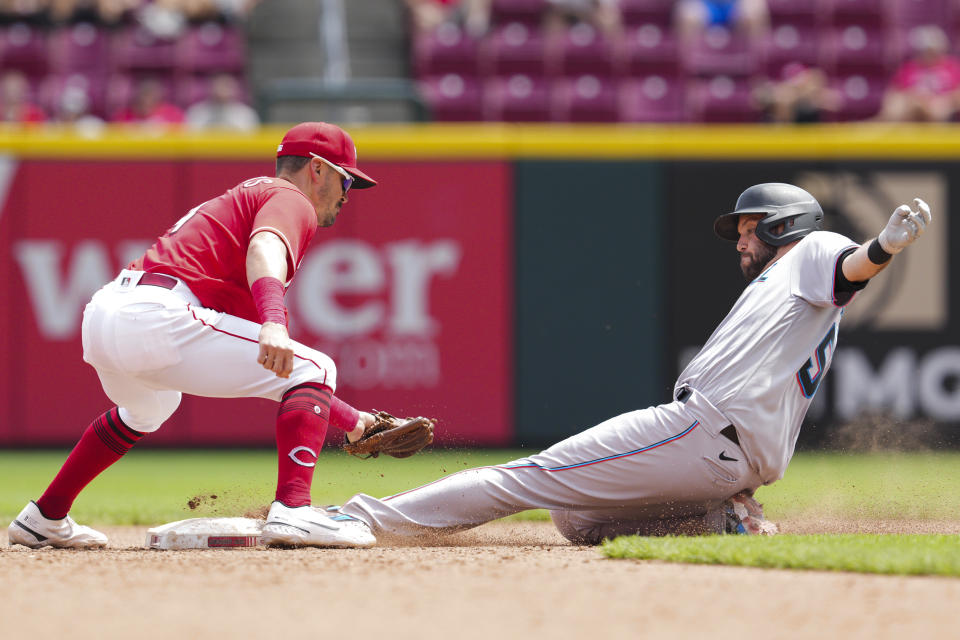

{"left": 0, "top": 160, "right": 513, "bottom": 446}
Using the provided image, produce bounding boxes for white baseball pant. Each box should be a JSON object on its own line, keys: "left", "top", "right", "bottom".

{"left": 80, "top": 269, "right": 337, "bottom": 432}
{"left": 341, "top": 387, "right": 763, "bottom": 544}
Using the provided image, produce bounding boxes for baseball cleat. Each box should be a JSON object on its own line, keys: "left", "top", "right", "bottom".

{"left": 261, "top": 501, "right": 375, "bottom": 548}
{"left": 708, "top": 492, "right": 779, "bottom": 536}
{"left": 7, "top": 501, "right": 108, "bottom": 549}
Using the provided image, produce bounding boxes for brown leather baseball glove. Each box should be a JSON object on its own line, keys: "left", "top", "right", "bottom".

{"left": 343, "top": 411, "right": 436, "bottom": 459}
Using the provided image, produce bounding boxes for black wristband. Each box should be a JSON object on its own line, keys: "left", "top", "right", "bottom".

{"left": 867, "top": 238, "right": 893, "bottom": 265}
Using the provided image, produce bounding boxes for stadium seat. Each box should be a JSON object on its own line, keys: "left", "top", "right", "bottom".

{"left": 618, "top": 74, "right": 686, "bottom": 122}
{"left": 887, "top": 0, "right": 951, "bottom": 29}
{"left": 175, "top": 23, "right": 246, "bottom": 73}
{"left": 554, "top": 23, "right": 618, "bottom": 77}
{"left": 111, "top": 26, "right": 177, "bottom": 72}
{"left": 820, "top": 25, "right": 891, "bottom": 76}
{"left": 483, "top": 74, "right": 552, "bottom": 121}
{"left": 490, "top": 0, "right": 546, "bottom": 26}
{"left": 764, "top": 23, "right": 821, "bottom": 78}
{"left": 0, "top": 22, "right": 49, "bottom": 78}
{"left": 827, "top": 74, "right": 885, "bottom": 121}
{"left": 622, "top": 23, "right": 681, "bottom": 76}
{"left": 682, "top": 26, "right": 758, "bottom": 77}
{"left": 420, "top": 73, "right": 485, "bottom": 121}
{"left": 551, "top": 74, "right": 618, "bottom": 122}
{"left": 766, "top": 0, "right": 822, "bottom": 27}
{"left": 619, "top": 0, "right": 675, "bottom": 27}
{"left": 687, "top": 75, "right": 761, "bottom": 122}
{"left": 48, "top": 22, "right": 110, "bottom": 75}
{"left": 412, "top": 22, "right": 481, "bottom": 77}
{"left": 824, "top": 0, "right": 887, "bottom": 27}
{"left": 480, "top": 22, "right": 550, "bottom": 76}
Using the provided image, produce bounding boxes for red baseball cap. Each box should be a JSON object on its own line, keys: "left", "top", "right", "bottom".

{"left": 276, "top": 122, "right": 377, "bottom": 189}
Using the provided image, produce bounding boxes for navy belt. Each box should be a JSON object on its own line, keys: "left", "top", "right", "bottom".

{"left": 137, "top": 273, "right": 178, "bottom": 290}
{"left": 675, "top": 387, "right": 740, "bottom": 446}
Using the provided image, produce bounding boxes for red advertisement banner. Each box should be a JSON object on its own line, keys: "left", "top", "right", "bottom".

{"left": 0, "top": 159, "right": 513, "bottom": 446}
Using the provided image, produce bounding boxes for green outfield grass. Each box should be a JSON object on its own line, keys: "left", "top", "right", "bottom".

{"left": 601, "top": 534, "right": 960, "bottom": 576}
{"left": 1, "top": 450, "right": 958, "bottom": 528}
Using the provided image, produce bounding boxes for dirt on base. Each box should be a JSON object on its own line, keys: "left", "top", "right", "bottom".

{"left": 3, "top": 519, "right": 959, "bottom": 640}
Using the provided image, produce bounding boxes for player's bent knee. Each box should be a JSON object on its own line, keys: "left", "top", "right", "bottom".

{"left": 290, "top": 346, "right": 338, "bottom": 393}
{"left": 118, "top": 391, "right": 182, "bottom": 433}
{"left": 549, "top": 510, "right": 603, "bottom": 546}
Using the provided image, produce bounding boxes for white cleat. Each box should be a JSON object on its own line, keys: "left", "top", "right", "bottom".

{"left": 707, "top": 492, "right": 779, "bottom": 536}
{"left": 261, "top": 501, "right": 376, "bottom": 548}
{"left": 8, "top": 501, "right": 108, "bottom": 549}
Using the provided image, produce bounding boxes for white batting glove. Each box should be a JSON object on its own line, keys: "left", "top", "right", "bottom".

{"left": 877, "top": 198, "right": 932, "bottom": 254}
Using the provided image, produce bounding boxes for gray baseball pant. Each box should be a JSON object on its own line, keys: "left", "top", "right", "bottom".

{"left": 340, "top": 387, "right": 763, "bottom": 544}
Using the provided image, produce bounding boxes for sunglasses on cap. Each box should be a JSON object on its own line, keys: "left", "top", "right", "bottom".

{"left": 310, "top": 152, "right": 355, "bottom": 194}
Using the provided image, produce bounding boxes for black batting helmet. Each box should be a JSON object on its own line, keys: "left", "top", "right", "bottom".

{"left": 713, "top": 183, "right": 824, "bottom": 247}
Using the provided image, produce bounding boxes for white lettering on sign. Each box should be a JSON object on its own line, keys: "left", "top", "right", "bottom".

{"left": 294, "top": 239, "right": 462, "bottom": 338}
{"left": 15, "top": 239, "right": 152, "bottom": 340}
{"left": 834, "top": 348, "right": 916, "bottom": 420}
{"left": 834, "top": 346, "right": 960, "bottom": 420}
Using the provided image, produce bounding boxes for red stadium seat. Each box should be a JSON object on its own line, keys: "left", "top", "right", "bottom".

{"left": 888, "top": 0, "right": 951, "bottom": 29}
{"left": 48, "top": 22, "right": 110, "bottom": 75}
{"left": 551, "top": 74, "right": 618, "bottom": 122}
{"left": 111, "top": 26, "right": 176, "bottom": 72}
{"left": 764, "top": 23, "right": 821, "bottom": 78}
{"left": 618, "top": 74, "right": 686, "bottom": 122}
{"left": 827, "top": 74, "right": 885, "bottom": 120}
{"left": 766, "top": 0, "right": 822, "bottom": 27}
{"left": 682, "top": 26, "right": 759, "bottom": 77}
{"left": 490, "top": 0, "right": 547, "bottom": 26}
{"left": 687, "top": 75, "right": 761, "bottom": 122}
{"left": 0, "top": 22, "right": 49, "bottom": 78}
{"left": 820, "top": 25, "right": 892, "bottom": 76}
{"left": 480, "top": 22, "right": 550, "bottom": 76}
{"left": 619, "top": 0, "right": 675, "bottom": 27}
{"left": 483, "top": 73, "right": 552, "bottom": 121}
{"left": 412, "top": 22, "right": 482, "bottom": 77}
{"left": 824, "top": 0, "right": 887, "bottom": 27}
{"left": 175, "top": 23, "right": 246, "bottom": 73}
{"left": 420, "top": 73, "right": 485, "bottom": 121}
{"left": 554, "top": 23, "right": 618, "bottom": 77}
{"left": 623, "top": 23, "right": 681, "bottom": 76}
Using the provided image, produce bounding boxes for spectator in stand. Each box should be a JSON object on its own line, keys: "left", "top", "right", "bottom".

{"left": 0, "top": 0, "right": 51, "bottom": 24}
{"left": 754, "top": 62, "right": 841, "bottom": 124}
{"left": 185, "top": 73, "right": 259, "bottom": 131}
{"left": 542, "top": 0, "right": 622, "bottom": 40}
{"left": 113, "top": 77, "right": 185, "bottom": 125}
{"left": 0, "top": 70, "right": 45, "bottom": 123}
{"left": 48, "top": 0, "right": 139, "bottom": 25}
{"left": 404, "top": 0, "right": 490, "bottom": 37}
{"left": 54, "top": 84, "right": 106, "bottom": 134}
{"left": 675, "top": 0, "right": 769, "bottom": 43}
{"left": 878, "top": 25, "right": 960, "bottom": 123}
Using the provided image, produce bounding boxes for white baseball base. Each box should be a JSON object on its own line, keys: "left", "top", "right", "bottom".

{"left": 146, "top": 517, "right": 264, "bottom": 550}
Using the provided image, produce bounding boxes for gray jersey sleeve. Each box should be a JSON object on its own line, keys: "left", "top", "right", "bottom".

{"left": 789, "top": 231, "right": 861, "bottom": 308}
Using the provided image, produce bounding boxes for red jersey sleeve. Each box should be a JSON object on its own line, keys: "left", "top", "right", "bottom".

{"left": 250, "top": 187, "right": 318, "bottom": 278}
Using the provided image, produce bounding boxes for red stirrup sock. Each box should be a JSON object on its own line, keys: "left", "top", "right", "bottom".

{"left": 275, "top": 382, "right": 332, "bottom": 507}
{"left": 329, "top": 395, "right": 360, "bottom": 433}
{"left": 36, "top": 407, "right": 144, "bottom": 520}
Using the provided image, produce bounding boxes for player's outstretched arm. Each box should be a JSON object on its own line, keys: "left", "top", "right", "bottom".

{"left": 841, "top": 198, "right": 932, "bottom": 283}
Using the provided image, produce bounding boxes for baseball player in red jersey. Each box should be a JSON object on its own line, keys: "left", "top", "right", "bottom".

{"left": 9, "top": 122, "right": 386, "bottom": 549}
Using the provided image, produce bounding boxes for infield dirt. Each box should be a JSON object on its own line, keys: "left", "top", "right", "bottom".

{"left": 3, "top": 520, "right": 959, "bottom": 640}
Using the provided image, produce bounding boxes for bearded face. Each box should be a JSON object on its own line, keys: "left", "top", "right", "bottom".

{"left": 739, "top": 240, "right": 778, "bottom": 280}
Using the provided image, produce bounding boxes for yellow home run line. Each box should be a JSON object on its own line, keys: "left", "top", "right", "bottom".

{"left": 1, "top": 123, "right": 959, "bottom": 159}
